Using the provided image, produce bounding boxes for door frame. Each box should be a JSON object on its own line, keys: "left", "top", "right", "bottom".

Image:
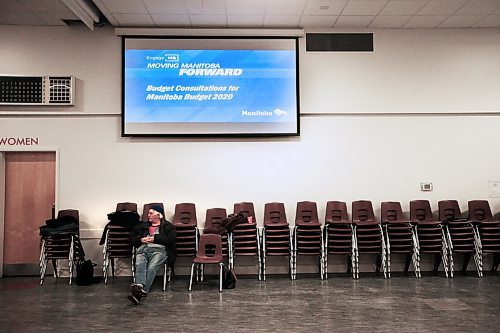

{"left": 0, "top": 147, "right": 59, "bottom": 278}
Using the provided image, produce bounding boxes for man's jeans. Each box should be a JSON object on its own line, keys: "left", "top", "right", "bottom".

{"left": 135, "top": 245, "right": 168, "bottom": 292}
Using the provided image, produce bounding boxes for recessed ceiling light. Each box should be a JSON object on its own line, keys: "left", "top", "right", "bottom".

{"left": 319, "top": 5, "right": 330, "bottom": 10}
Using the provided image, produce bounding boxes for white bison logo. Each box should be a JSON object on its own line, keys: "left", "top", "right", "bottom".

{"left": 273, "top": 108, "right": 287, "bottom": 116}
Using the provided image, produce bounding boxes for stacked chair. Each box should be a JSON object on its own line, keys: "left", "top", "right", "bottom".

{"left": 40, "top": 209, "right": 80, "bottom": 285}
{"left": 468, "top": 200, "right": 500, "bottom": 272}
{"left": 324, "top": 201, "right": 356, "bottom": 278}
{"left": 351, "top": 200, "right": 387, "bottom": 278}
{"left": 102, "top": 202, "right": 139, "bottom": 284}
{"left": 438, "top": 200, "right": 482, "bottom": 277}
{"left": 204, "top": 208, "right": 229, "bottom": 257}
{"left": 410, "top": 200, "right": 450, "bottom": 276}
{"left": 293, "top": 201, "right": 324, "bottom": 279}
{"left": 173, "top": 202, "right": 199, "bottom": 261}
{"left": 262, "top": 202, "right": 293, "bottom": 280}
{"left": 232, "top": 202, "right": 261, "bottom": 279}
{"left": 380, "top": 201, "right": 420, "bottom": 277}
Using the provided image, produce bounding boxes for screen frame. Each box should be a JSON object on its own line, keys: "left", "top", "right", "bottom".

{"left": 121, "top": 35, "right": 300, "bottom": 138}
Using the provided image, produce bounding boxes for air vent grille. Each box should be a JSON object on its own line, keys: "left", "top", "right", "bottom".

{"left": 0, "top": 76, "right": 75, "bottom": 105}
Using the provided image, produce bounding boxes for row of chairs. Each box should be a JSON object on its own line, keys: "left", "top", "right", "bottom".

{"left": 190, "top": 199, "right": 500, "bottom": 281}
{"left": 326, "top": 199, "right": 500, "bottom": 279}
{"left": 43, "top": 199, "right": 500, "bottom": 286}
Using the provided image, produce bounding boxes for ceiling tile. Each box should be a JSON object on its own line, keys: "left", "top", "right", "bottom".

{"left": 143, "top": 0, "right": 188, "bottom": 14}
{"left": 114, "top": 13, "right": 155, "bottom": 25}
{"left": 100, "top": 0, "right": 148, "bottom": 14}
{"left": 455, "top": 0, "right": 500, "bottom": 15}
{"left": 263, "top": 15, "right": 301, "bottom": 27}
{"left": 342, "top": 0, "right": 388, "bottom": 16}
{"left": 19, "top": 0, "right": 70, "bottom": 12}
{"left": 0, "top": 0, "right": 25, "bottom": 11}
{"left": 0, "top": 0, "right": 497, "bottom": 29}
{"left": 0, "top": 11, "right": 45, "bottom": 25}
{"left": 303, "top": 0, "right": 347, "bottom": 15}
{"left": 265, "top": 0, "right": 308, "bottom": 15}
{"left": 379, "top": 0, "right": 427, "bottom": 15}
{"left": 189, "top": 14, "right": 227, "bottom": 27}
{"left": 438, "top": 14, "right": 485, "bottom": 27}
{"left": 369, "top": 15, "right": 411, "bottom": 28}
{"left": 227, "top": 14, "right": 264, "bottom": 27}
{"left": 300, "top": 15, "right": 337, "bottom": 28}
{"left": 103, "top": 13, "right": 119, "bottom": 25}
{"left": 334, "top": 15, "right": 374, "bottom": 27}
{"left": 35, "top": 12, "right": 76, "bottom": 25}
{"left": 404, "top": 15, "right": 448, "bottom": 28}
{"left": 151, "top": 14, "right": 191, "bottom": 26}
{"left": 226, "top": 0, "right": 266, "bottom": 15}
{"left": 472, "top": 14, "right": 500, "bottom": 27}
{"left": 184, "top": 0, "right": 226, "bottom": 14}
{"left": 417, "top": 0, "right": 468, "bottom": 16}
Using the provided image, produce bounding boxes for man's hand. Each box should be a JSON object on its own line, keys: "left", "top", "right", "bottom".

{"left": 140, "top": 236, "right": 154, "bottom": 244}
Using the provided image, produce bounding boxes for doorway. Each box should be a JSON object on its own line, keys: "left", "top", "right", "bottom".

{"left": 2, "top": 152, "right": 56, "bottom": 276}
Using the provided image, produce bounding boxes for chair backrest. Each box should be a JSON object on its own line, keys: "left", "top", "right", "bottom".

{"left": 325, "top": 201, "right": 350, "bottom": 224}
{"left": 295, "top": 201, "right": 319, "bottom": 226}
{"left": 141, "top": 202, "right": 164, "bottom": 221}
{"left": 468, "top": 200, "right": 493, "bottom": 222}
{"left": 410, "top": 200, "right": 434, "bottom": 222}
{"left": 264, "top": 202, "right": 287, "bottom": 226}
{"left": 116, "top": 202, "right": 137, "bottom": 212}
{"left": 197, "top": 234, "right": 223, "bottom": 260}
{"left": 380, "top": 201, "right": 406, "bottom": 223}
{"left": 204, "top": 208, "right": 227, "bottom": 229}
{"left": 438, "top": 200, "right": 461, "bottom": 221}
{"left": 234, "top": 202, "right": 256, "bottom": 223}
{"left": 173, "top": 203, "right": 197, "bottom": 226}
{"left": 57, "top": 209, "right": 79, "bottom": 223}
{"left": 352, "top": 200, "right": 376, "bottom": 223}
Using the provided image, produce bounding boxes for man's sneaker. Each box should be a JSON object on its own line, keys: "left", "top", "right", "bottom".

{"left": 131, "top": 283, "right": 147, "bottom": 298}
{"left": 127, "top": 294, "right": 140, "bottom": 305}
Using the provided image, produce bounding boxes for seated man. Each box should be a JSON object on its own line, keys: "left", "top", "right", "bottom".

{"left": 128, "top": 205, "right": 176, "bottom": 305}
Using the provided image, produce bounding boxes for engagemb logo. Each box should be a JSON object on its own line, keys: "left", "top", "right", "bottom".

{"left": 165, "top": 54, "right": 179, "bottom": 62}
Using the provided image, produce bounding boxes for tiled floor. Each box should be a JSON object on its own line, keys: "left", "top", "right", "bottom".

{"left": 1, "top": 274, "right": 499, "bottom": 332}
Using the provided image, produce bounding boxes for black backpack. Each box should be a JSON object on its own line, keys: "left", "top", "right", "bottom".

{"left": 76, "top": 259, "right": 99, "bottom": 286}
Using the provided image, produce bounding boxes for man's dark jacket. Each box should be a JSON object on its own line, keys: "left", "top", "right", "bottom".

{"left": 130, "top": 219, "right": 177, "bottom": 265}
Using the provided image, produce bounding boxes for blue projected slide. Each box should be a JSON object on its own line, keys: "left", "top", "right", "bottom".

{"left": 122, "top": 38, "right": 299, "bottom": 136}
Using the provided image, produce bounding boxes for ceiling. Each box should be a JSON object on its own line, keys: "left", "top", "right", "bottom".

{"left": 1, "top": 0, "right": 499, "bottom": 30}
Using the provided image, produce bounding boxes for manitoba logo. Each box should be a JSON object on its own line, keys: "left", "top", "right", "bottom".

{"left": 273, "top": 109, "right": 288, "bottom": 116}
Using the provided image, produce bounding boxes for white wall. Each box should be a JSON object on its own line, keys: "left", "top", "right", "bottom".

{"left": 1, "top": 25, "right": 500, "bottom": 273}
{"left": 0, "top": 25, "right": 120, "bottom": 114}
{"left": 301, "top": 28, "right": 500, "bottom": 114}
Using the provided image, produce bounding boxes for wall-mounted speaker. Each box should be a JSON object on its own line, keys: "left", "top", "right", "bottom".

{"left": 306, "top": 33, "right": 373, "bottom": 52}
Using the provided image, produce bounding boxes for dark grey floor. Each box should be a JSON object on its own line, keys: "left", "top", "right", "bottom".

{"left": 1, "top": 274, "right": 499, "bottom": 333}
